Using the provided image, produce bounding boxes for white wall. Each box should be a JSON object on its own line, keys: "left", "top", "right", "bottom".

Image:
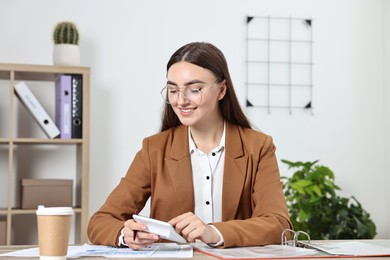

{"left": 0, "top": 0, "right": 389, "bottom": 239}
{"left": 384, "top": 0, "right": 390, "bottom": 237}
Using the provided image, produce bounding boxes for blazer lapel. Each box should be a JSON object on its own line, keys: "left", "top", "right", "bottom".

{"left": 165, "top": 125, "right": 195, "bottom": 213}
{"left": 163, "top": 123, "right": 248, "bottom": 220}
{"left": 222, "top": 123, "right": 248, "bottom": 221}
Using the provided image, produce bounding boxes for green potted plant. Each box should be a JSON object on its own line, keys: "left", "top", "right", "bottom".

{"left": 281, "top": 159, "right": 376, "bottom": 239}
{"left": 52, "top": 21, "right": 80, "bottom": 66}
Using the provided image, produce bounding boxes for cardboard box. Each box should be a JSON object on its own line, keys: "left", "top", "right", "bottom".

{"left": 0, "top": 221, "right": 6, "bottom": 245}
{"left": 21, "top": 179, "right": 73, "bottom": 209}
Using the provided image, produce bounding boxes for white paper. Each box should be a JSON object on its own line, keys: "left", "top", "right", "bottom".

{"left": 194, "top": 242, "right": 319, "bottom": 258}
{"left": 0, "top": 243, "right": 193, "bottom": 258}
{"left": 308, "top": 241, "right": 390, "bottom": 256}
{"left": 194, "top": 241, "right": 390, "bottom": 259}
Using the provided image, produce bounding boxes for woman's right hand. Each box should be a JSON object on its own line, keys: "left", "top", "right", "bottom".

{"left": 123, "top": 219, "right": 160, "bottom": 249}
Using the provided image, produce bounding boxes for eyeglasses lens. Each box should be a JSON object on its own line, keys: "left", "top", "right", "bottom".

{"left": 160, "top": 87, "right": 202, "bottom": 105}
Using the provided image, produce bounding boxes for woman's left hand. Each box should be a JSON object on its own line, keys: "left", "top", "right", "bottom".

{"left": 169, "top": 212, "right": 220, "bottom": 244}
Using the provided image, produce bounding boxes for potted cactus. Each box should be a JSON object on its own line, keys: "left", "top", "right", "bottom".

{"left": 52, "top": 21, "right": 80, "bottom": 66}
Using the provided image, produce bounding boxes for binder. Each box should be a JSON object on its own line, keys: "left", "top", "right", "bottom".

{"left": 281, "top": 228, "right": 390, "bottom": 258}
{"left": 71, "top": 74, "right": 82, "bottom": 138}
{"left": 195, "top": 241, "right": 390, "bottom": 259}
{"left": 195, "top": 229, "right": 390, "bottom": 259}
{"left": 55, "top": 75, "right": 72, "bottom": 139}
{"left": 14, "top": 82, "right": 60, "bottom": 139}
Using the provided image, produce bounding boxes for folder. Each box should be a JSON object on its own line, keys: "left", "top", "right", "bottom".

{"left": 55, "top": 75, "right": 72, "bottom": 139}
{"left": 194, "top": 229, "right": 390, "bottom": 260}
{"left": 281, "top": 229, "right": 390, "bottom": 256}
{"left": 195, "top": 241, "right": 390, "bottom": 259}
{"left": 71, "top": 74, "right": 82, "bottom": 138}
{"left": 194, "top": 229, "right": 390, "bottom": 259}
{"left": 14, "top": 82, "right": 60, "bottom": 139}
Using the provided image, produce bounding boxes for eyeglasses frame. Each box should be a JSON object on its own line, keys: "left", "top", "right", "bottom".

{"left": 160, "top": 80, "right": 220, "bottom": 105}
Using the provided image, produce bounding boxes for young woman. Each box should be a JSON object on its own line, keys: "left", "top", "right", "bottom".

{"left": 88, "top": 42, "right": 292, "bottom": 249}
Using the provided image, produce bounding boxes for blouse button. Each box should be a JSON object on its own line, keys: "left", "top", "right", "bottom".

{"left": 206, "top": 176, "right": 210, "bottom": 180}
{"left": 206, "top": 201, "right": 210, "bottom": 205}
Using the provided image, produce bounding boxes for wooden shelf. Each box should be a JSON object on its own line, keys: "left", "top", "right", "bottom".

{"left": 0, "top": 138, "right": 83, "bottom": 145}
{"left": 0, "top": 63, "right": 90, "bottom": 245}
{"left": 0, "top": 208, "right": 83, "bottom": 215}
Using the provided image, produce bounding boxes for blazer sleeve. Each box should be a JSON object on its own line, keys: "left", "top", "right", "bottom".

{"left": 213, "top": 135, "right": 292, "bottom": 248}
{"left": 87, "top": 138, "right": 153, "bottom": 247}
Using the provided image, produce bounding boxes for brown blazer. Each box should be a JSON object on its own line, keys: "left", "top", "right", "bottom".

{"left": 87, "top": 122, "right": 292, "bottom": 248}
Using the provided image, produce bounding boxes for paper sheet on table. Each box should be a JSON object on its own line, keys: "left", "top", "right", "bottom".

{"left": 194, "top": 243, "right": 319, "bottom": 259}
{"left": 0, "top": 243, "right": 193, "bottom": 258}
{"left": 194, "top": 241, "right": 390, "bottom": 259}
{"left": 307, "top": 241, "right": 390, "bottom": 256}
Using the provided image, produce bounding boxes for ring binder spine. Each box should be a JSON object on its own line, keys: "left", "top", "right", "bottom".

{"left": 282, "top": 228, "right": 311, "bottom": 248}
{"left": 55, "top": 75, "right": 72, "bottom": 139}
{"left": 14, "top": 81, "right": 60, "bottom": 139}
{"left": 71, "top": 74, "right": 82, "bottom": 138}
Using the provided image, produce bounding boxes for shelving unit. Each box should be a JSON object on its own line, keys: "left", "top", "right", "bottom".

{"left": 0, "top": 63, "right": 90, "bottom": 245}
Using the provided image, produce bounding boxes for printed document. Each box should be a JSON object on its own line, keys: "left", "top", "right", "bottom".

{"left": 0, "top": 243, "right": 193, "bottom": 258}
{"left": 194, "top": 241, "right": 390, "bottom": 259}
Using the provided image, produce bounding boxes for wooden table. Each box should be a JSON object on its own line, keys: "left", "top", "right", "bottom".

{"left": 1, "top": 240, "right": 390, "bottom": 259}
{"left": 0, "top": 245, "right": 218, "bottom": 260}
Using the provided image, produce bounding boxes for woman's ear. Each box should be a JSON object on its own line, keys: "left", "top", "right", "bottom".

{"left": 218, "top": 80, "right": 227, "bottom": 100}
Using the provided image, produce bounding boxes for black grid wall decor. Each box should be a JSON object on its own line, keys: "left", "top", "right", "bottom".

{"left": 245, "top": 15, "right": 313, "bottom": 114}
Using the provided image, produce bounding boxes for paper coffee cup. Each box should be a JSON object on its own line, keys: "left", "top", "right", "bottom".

{"left": 36, "top": 205, "right": 74, "bottom": 260}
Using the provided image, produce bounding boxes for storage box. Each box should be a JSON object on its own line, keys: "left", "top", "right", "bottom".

{"left": 0, "top": 221, "right": 6, "bottom": 245}
{"left": 20, "top": 179, "right": 73, "bottom": 209}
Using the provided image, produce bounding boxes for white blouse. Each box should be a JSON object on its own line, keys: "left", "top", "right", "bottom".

{"left": 189, "top": 122, "right": 226, "bottom": 224}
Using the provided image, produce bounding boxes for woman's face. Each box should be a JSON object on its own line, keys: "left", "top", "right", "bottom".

{"left": 166, "top": 61, "right": 226, "bottom": 128}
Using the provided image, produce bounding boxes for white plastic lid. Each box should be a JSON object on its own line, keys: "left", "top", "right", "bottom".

{"left": 36, "top": 205, "right": 74, "bottom": 216}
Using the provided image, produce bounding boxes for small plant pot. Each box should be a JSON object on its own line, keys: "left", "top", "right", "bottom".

{"left": 53, "top": 44, "right": 80, "bottom": 66}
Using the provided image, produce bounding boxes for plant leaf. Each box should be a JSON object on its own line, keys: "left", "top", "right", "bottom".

{"left": 280, "top": 159, "right": 377, "bottom": 239}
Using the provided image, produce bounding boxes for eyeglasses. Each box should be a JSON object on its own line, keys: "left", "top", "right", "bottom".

{"left": 160, "top": 81, "right": 218, "bottom": 105}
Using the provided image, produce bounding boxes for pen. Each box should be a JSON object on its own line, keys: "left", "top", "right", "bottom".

{"left": 133, "top": 209, "right": 139, "bottom": 241}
